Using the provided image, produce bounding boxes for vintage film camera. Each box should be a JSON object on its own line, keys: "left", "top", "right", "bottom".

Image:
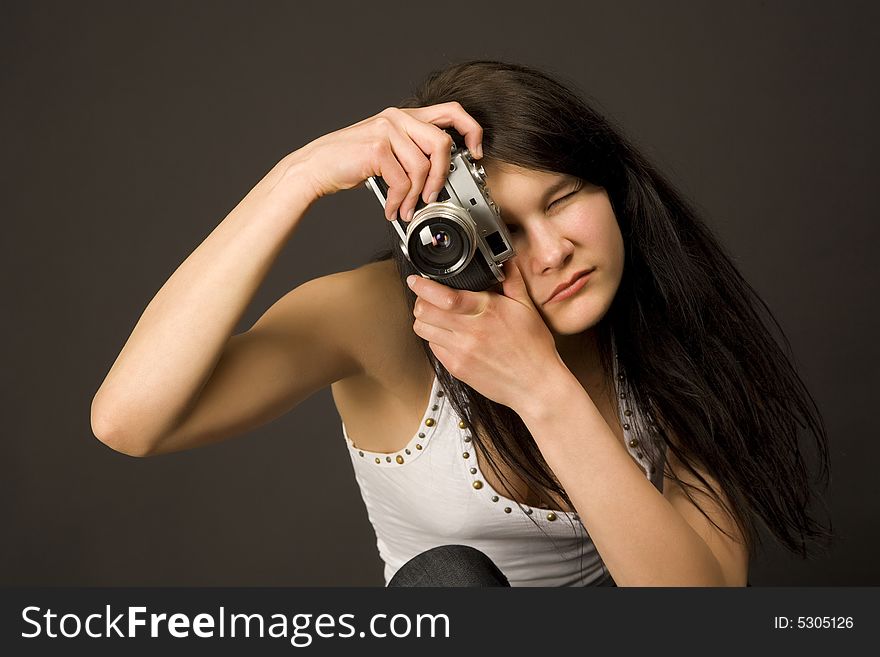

{"left": 365, "top": 140, "right": 516, "bottom": 291}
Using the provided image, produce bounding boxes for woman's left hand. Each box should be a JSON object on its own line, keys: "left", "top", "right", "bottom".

{"left": 408, "top": 260, "right": 567, "bottom": 412}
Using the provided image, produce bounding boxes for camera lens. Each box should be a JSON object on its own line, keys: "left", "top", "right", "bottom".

{"left": 408, "top": 219, "right": 470, "bottom": 276}
{"left": 428, "top": 228, "right": 451, "bottom": 250}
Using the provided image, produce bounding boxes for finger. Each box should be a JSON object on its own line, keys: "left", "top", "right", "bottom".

{"left": 412, "top": 318, "right": 455, "bottom": 349}
{"left": 385, "top": 126, "right": 432, "bottom": 222}
{"left": 400, "top": 123, "right": 454, "bottom": 204}
{"left": 403, "top": 102, "right": 484, "bottom": 159}
{"left": 413, "top": 297, "right": 460, "bottom": 331}
{"left": 379, "top": 109, "right": 439, "bottom": 212}
{"left": 408, "top": 121, "right": 453, "bottom": 203}
{"left": 407, "top": 275, "right": 488, "bottom": 316}
{"left": 500, "top": 259, "right": 534, "bottom": 307}
{"left": 374, "top": 142, "right": 410, "bottom": 221}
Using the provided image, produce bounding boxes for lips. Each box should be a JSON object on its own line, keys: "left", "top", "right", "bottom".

{"left": 544, "top": 268, "right": 595, "bottom": 305}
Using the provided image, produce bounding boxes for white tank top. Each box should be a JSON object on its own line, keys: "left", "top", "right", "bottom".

{"left": 342, "top": 345, "right": 667, "bottom": 586}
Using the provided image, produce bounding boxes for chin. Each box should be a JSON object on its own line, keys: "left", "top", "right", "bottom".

{"left": 547, "top": 317, "right": 600, "bottom": 337}
{"left": 541, "top": 293, "right": 611, "bottom": 336}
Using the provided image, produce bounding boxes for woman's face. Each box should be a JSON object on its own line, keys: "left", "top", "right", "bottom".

{"left": 481, "top": 161, "right": 625, "bottom": 336}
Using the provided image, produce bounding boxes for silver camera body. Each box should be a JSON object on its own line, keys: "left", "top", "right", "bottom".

{"left": 365, "top": 143, "right": 516, "bottom": 291}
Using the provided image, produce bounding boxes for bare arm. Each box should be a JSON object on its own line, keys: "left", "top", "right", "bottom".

{"left": 90, "top": 154, "right": 317, "bottom": 455}
{"left": 91, "top": 103, "right": 484, "bottom": 457}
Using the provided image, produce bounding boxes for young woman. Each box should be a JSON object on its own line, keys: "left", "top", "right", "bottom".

{"left": 91, "top": 60, "right": 832, "bottom": 587}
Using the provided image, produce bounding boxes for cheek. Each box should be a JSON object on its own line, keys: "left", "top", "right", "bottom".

{"left": 572, "top": 208, "right": 622, "bottom": 258}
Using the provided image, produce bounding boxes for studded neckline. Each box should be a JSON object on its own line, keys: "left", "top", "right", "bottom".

{"left": 458, "top": 419, "right": 580, "bottom": 523}
{"left": 342, "top": 374, "right": 446, "bottom": 467}
{"left": 611, "top": 333, "right": 662, "bottom": 480}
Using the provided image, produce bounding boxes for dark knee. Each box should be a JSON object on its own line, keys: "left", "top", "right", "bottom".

{"left": 388, "top": 544, "right": 510, "bottom": 587}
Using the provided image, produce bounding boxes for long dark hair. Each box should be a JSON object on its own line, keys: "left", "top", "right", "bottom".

{"left": 371, "top": 59, "right": 833, "bottom": 563}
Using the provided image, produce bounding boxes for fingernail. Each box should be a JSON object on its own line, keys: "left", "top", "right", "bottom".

{"left": 476, "top": 144, "right": 483, "bottom": 158}
{"left": 428, "top": 191, "right": 439, "bottom": 204}
{"left": 406, "top": 275, "right": 417, "bottom": 287}
{"left": 406, "top": 207, "right": 415, "bottom": 222}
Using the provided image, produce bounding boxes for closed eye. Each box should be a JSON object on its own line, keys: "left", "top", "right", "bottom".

{"left": 548, "top": 187, "right": 581, "bottom": 210}
{"left": 505, "top": 182, "right": 584, "bottom": 233}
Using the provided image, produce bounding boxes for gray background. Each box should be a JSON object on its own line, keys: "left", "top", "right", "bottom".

{"left": 2, "top": 0, "right": 877, "bottom": 585}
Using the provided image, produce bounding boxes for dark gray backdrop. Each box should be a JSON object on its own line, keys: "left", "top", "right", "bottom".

{"left": 2, "top": 0, "right": 877, "bottom": 585}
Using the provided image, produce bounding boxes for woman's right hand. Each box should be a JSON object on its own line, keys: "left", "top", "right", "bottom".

{"left": 289, "top": 102, "right": 484, "bottom": 222}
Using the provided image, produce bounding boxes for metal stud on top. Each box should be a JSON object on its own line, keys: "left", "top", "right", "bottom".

{"left": 354, "top": 384, "right": 443, "bottom": 466}
{"left": 458, "top": 410, "right": 559, "bottom": 521}
{"left": 613, "top": 334, "right": 660, "bottom": 480}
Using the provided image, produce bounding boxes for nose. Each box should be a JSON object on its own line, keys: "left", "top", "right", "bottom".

{"left": 522, "top": 223, "right": 574, "bottom": 275}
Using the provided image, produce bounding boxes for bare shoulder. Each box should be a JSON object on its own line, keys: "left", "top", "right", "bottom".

{"left": 329, "top": 257, "right": 427, "bottom": 384}
{"left": 329, "top": 258, "right": 434, "bottom": 435}
{"left": 343, "top": 257, "right": 404, "bottom": 302}
{"left": 237, "top": 257, "right": 417, "bottom": 392}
